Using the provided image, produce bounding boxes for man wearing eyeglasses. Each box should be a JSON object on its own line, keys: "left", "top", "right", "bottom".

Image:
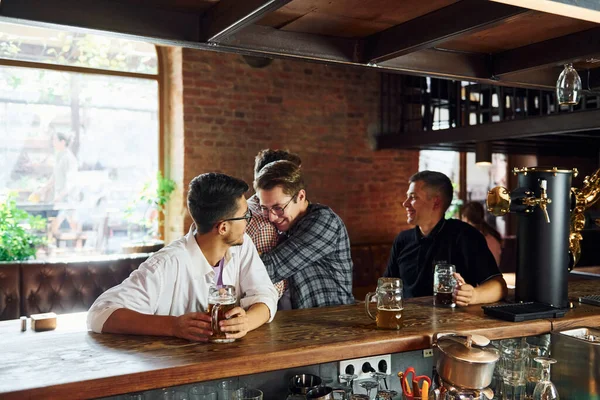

{"left": 246, "top": 149, "right": 302, "bottom": 310}
{"left": 87, "top": 173, "right": 278, "bottom": 341}
{"left": 254, "top": 160, "right": 354, "bottom": 309}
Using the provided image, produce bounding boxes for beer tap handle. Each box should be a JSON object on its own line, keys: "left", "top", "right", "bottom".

{"left": 541, "top": 204, "right": 551, "bottom": 223}
{"left": 539, "top": 179, "right": 551, "bottom": 223}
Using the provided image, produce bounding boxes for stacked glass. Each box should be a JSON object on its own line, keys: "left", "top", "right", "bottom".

{"left": 499, "top": 338, "right": 529, "bottom": 400}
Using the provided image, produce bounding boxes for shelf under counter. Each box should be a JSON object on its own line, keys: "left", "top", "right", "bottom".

{"left": 2, "top": 280, "right": 600, "bottom": 400}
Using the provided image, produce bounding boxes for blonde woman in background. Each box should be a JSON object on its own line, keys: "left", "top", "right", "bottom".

{"left": 461, "top": 202, "right": 503, "bottom": 267}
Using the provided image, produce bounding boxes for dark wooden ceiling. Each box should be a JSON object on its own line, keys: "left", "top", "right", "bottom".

{"left": 1, "top": 0, "right": 599, "bottom": 90}
{"left": 1, "top": 0, "right": 599, "bottom": 156}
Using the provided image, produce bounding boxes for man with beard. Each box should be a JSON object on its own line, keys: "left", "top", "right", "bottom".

{"left": 88, "top": 173, "right": 278, "bottom": 341}
{"left": 384, "top": 171, "right": 507, "bottom": 306}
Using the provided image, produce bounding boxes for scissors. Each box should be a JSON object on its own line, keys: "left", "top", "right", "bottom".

{"left": 401, "top": 367, "right": 432, "bottom": 398}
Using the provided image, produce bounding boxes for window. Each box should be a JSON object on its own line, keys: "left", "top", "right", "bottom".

{"left": 0, "top": 21, "right": 160, "bottom": 259}
{"left": 419, "top": 150, "right": 461, "bottom": 219}
{"left": 419, "top": 150, "right": 508, "bottom": 235}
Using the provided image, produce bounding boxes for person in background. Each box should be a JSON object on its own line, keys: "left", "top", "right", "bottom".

{"left": 87, "top": 173, "right": 278, "bottom": 341}
{"left": 384, "top": 171, "right": 507, "bottom": 306}
{"left": 461, "top": 201, "right": 503, "bottom": 267}
{"left": 30, "top": 131, "right": 80, "bottom": 235}
{"left": 255, "top": 161, "right": 354, "bottom": 309}
{"left": 31, "top": 132, "right": 78, "bottom": 203}
{"left": 246, "top": 149, "right": 302, "bottom": 311}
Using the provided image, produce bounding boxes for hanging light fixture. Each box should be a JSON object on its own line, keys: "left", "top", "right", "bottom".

{"left": 475, "top": 141, "right": 492, "bottom": 166}
{"left": 556, "top": 63, "right": 582, "bottom": 105}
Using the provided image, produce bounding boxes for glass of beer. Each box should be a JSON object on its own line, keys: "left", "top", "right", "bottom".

{"left": 365, "top": 277, "right": 403, "bottom": 329}
{"left": 207, "top": 285, "right": 237, "bottom": 343}
{"left": 433, "top": 263, "right": 457, "bottom": 307}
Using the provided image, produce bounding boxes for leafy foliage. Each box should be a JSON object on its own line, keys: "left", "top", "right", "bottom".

{"left": 0, "top": 194, "right": 47, "bottom": 261}
{"left": 124, "top": 171, "right": 176, "bottom": 240}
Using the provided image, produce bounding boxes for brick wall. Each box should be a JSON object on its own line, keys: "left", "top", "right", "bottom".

{"left": 181, "top": 49, "right": 418, "bottom": 244}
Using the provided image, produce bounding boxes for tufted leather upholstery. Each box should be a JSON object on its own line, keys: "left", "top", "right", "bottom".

{"left": 0, "top": 264, "right": 20, "bottom": 321}
{"left": 0, "top": 254, "right": 148, "bottom": 320}
{"left": 351, "top": 243, "right": 392, "bottom": 300}
{"left": 2, "top": 245, "right": 392, "bottom": 319}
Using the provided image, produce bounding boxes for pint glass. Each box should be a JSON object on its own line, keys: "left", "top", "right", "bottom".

{"left": 208, "top": 285, "right": 237, "bottom": 343}
{"left": 365, "top": 278, "right": 404, "bottom": 329}
{"left": 433, "top": 263, "right": 457, "bottom": 307}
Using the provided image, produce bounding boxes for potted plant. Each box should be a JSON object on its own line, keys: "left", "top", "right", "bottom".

{"left": 0, "top": 193, "right": 47, "bottom": 261}
{"left": 121, "top": 171, "right": 176, "bottom": 254}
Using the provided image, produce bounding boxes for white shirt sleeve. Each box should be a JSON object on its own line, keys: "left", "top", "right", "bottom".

{"left": 238, "top": 234, "right": 278, "bottom": 322}
{"left": 86, "top": 256, "right": 166, "bottom": 333}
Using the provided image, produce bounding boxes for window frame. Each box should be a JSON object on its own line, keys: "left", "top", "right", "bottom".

{"left": 0, "top": 37, "right": 166, "bottom": 242}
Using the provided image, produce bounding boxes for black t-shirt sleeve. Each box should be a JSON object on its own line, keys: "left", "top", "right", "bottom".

{"left": 384, "top": 234, "right": 403, "bottom": 278}
{"left": 456, "top": 227, "right": 502, "bottom": 285}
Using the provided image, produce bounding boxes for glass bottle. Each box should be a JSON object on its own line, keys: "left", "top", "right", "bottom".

{"left": 532, "top": 357, "right": 559, "bottom": 400}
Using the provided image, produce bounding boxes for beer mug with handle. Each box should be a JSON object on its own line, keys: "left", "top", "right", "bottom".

{"left": 208, "top": 285, "right": 237, "bottom": 343}
{"left": 365, "top": 278, "right": 403, "bottom": 329}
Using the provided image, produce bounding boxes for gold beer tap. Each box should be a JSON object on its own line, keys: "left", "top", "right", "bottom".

{"left": 521, "top": 179, "right": 552, "bottom": 223}
{"left": 487, "top": 178, "right": 552, "bottom": 223}
{"left": 569, "top": 168, "right": 600, "bottom": 267}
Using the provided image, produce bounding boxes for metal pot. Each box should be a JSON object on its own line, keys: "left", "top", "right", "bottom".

{"left": 432, "top": 333, "right": 499, "bottom": 389}
{"left": 289, "top": 374, "right": 322, "bottom": 395}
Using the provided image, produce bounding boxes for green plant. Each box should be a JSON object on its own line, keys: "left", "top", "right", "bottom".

{"left": 124, "top": 171, "right": 176, "bottom": 241}
{"left": 0, "top": 194, "right": 47, "bottom": 261}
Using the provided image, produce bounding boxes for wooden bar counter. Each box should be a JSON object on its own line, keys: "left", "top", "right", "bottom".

{"left": 1, "top": 280, "right": 599, "bottom": 399}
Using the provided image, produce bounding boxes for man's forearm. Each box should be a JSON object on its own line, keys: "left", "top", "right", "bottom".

{"left": 102, "top": 308, "right": 176, "bottom": 336}
{"left": 245, "top": 303, "right": 271, "bottom": 331}
{"left": 473, "top": 276, "right": 508, "bottom": 304}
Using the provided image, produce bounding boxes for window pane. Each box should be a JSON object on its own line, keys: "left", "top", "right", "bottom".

{"left": 0, "top": 21, "right": 157, "bottom": 74}
{"left": 466, "top": 152, "right": 508, "bottom": 236}
{"left": 418, "top": 150, "right": 461, "bottom": 218}
{"left": 0, "top": 65, "right": 159, "bottom": 259}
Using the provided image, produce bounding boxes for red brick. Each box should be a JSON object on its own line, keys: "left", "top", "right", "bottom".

{"left": 182, "top": 50, "right": 419, "bottom": 244}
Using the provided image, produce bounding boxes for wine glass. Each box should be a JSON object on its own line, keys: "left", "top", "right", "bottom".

{"left": 339, "top": 373, "right": 358, "bottom": 396}
{"left": 358, "top": 380, "right": 379, "bottom": 399}
{"left": 532, "top": 357, "right": 559, "bottom": 400}
{"left": 370, "top": 371, "right": 389, "bottom": 390}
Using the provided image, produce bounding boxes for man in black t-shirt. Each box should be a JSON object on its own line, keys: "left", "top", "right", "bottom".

{"left": 384, "top": 171, "right": 507, "bottom": 306}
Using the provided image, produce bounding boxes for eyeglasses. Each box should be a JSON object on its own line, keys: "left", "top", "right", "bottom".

{"left": 221, "top": 208, "right": 252, "bottom": 223}
{"left": 260, "top": 193, "right": 297, "bottom": 217}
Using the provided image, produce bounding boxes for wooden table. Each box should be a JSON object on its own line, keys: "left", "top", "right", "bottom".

{"left": 1, "top": 280, "right": 600, "bottom": 400}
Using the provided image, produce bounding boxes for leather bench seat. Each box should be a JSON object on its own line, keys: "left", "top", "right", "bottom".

{"left": 0, "top": 264, "right": 20, "bottom": 321}
{"left": 0, "top": 254, "right": 148, "bottom": 320}
{"left": 0, "top": 243, "right": 393, "bottom": 320}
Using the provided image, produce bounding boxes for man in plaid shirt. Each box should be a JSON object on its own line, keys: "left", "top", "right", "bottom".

{"left": 254, "top": 160, "right": 354, "bottom": 309}
{"left": 246, "top": 149, "right": 302, "bottom": 309}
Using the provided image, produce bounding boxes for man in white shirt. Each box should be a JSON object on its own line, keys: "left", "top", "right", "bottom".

{"left": 87, "top": 173, "right": 278, "bottom": 342}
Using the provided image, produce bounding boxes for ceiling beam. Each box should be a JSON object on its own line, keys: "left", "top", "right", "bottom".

{"left": 493, "top": 27, "right": 600, "bottom": 76}
{"left": 200, "top": 0, "right": 293, "bottom": 43}
{"left": 219, "top": 25, "right": 364, "bottom": 63}
{"left": 372, "top": 109, "right": 600, "bottom": 149}
{"left": 365, "top": 0, "right": 525, "bottom": 64}
{"left": 0, "top": 0, "right": 564, "bottom": 91}
{"left": 378, "top": 49, "right": 491, "bottom": 81}
{"left": 491, "top": 0, "right": 600, "bottom": 24}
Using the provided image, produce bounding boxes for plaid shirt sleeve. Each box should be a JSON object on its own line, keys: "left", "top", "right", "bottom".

{"left": 260, "top": 206, "right": 345, "bottom": 282}
{"left": 245, "top": 197, "right": 287, "bottom": 298}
